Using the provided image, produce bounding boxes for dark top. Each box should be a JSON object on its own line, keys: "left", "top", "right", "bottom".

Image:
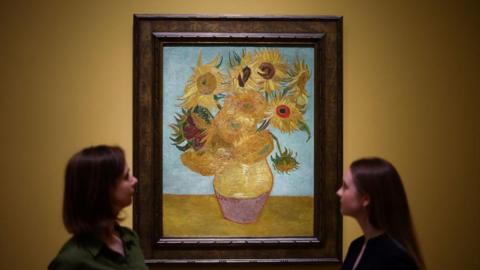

{"left": 48, "top": 226, "right": 148, "bottom": 270}
{"left": 341, "top": 234, "right": 418, "bottom": 270}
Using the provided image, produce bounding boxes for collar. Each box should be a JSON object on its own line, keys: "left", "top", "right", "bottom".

{"left": 365, "top": 233, "right": 387, "bottom": 243}
{"left": 82, "top": 225, "right": 136, "bottom": 257}
{"left": 81, "top": 234, "right": 104, "bottom": 257}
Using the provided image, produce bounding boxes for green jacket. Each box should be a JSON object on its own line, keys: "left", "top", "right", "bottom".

{"left": 48, "top": 226, "right": 148, "bottom": 270}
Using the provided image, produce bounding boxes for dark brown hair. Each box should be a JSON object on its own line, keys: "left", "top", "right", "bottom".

{"left": 350, "top": 157, "right": 424, "bottom": 269}
{"left": 63, "top": 145, "right": 125, "bottom": 235}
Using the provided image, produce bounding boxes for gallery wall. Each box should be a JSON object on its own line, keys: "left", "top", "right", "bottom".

{"left": 0, "top": 0, "right": 478, "bottom": 269}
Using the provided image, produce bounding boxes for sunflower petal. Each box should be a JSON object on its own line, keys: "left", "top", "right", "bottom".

{"left": 196, "top": 49, "right": 203, "bottom": 66}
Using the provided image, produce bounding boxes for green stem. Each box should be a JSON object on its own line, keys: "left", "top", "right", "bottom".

{"left": 270, "top": 132, "right": 282, "bottom": 151}
{"left": 216, "top": 101, "right": 222, "bottom": 111}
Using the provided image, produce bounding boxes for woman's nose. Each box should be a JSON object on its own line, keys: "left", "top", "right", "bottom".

{"left": 132, "top": 175, "right": 138, "bottom": 186}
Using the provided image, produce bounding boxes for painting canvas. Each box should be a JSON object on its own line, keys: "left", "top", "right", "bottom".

{"left": 162, "top": 46, "right": 315, "bottom": 237}
{"left": 133, "top": 15, "right": 342, "bottom": 264}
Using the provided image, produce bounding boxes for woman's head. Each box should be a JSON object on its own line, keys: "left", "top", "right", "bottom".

{"left": 337, "top": 157, "right": 424, "bottom": 268}
{"left": 348, "top": 157, "right": 410, "bottom": 231}
{"left": 63, "top": 145, "right": 137, "bottom": 235}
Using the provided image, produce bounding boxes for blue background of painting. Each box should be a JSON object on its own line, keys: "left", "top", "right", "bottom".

{"left": 162, "top": 46, "right": 315, "bottom": 196}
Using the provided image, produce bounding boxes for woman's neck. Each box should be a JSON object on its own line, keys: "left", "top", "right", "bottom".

{"left": 356, "top": 214, "right": 384, "bottom": 240}
{"left": 101, "top": 226, "right": 125, "bottom": 256}
{"left": 97, "top": 220, "right": 117, "bottom": 238}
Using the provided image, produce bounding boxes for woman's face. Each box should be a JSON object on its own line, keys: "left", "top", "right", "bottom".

{"left": 336, "top": 168, "right": 368, "bottom": 218}
{"left": 111, "top": 164, "right": 138, "bottom": 211}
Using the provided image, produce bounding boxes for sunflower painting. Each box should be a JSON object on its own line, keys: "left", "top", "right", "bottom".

{"left": 163, "top": 46, "right": 315, "bottom": 237}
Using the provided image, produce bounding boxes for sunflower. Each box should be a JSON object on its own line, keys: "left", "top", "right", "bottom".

{"left": 232, "top": 130, "right": 274, "bottom": 164}
{"left": 271, "top": 147, "right": 299, "bottom": 174}
{"left": 201, "top": 125, "right": 233, "bottom": 158}
{"left": 179, "top": 51, "right": 227, "bottom": 110}
{"left": 228, "top": 51, "right": 258, "bottom": 91}
{"left": 180, "top": 148, "right": 218, "bottom": 176}
{"left": 286, "top": 58, "right": 310, "bottom": 112}
{"left": 169, "top": 108, "right": 210, "bottom": 152}
{"left": 222, "top": 89, "right": 267, "bottom": 122}
{"left": 181, "top": 127, "right": 234, "bottom": 176}
{"left": 252, "top": 48, "right": 288, "bottom": 94}
{"left": 213, "top": 107, "right": 257, "bottom": 144}
{"left": 267, "top": 96, "right": 304, "bottom": 133}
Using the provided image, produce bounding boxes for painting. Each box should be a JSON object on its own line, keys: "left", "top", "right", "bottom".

{"left": 164, "top": 46, "right": 315, "bottom": 237}
{"left": 133, "top": 15, "right": 343, "bottom": 264}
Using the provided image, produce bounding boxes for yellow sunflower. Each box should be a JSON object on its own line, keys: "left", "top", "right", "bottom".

{"left": 205, "top": 128, "right": 236, "bottom": 169}
{"left": 201, "top": 126, "right": 232, "bottom": 156}
{"left": 180, "top": 148, "right": 218, "bottom": 176}
{"left": 180, "top": 51, "right": 227, "bottom": 110}
{"left": 267, "top": 96, "right": 304, "bottom": 133}
{"left": 222, "top": 89, "right": 267, "bottom": 122}
{"left": 213, "top": 109, "right": 257, "bottom": 144}
{"left": 181, "top": 127, "right": 234, "bottom": 175}
{"left": 228, "top": 51, "right": 258, "bottom": 91}
{"left": 232, "top": 130, "right": 274, "bottom": 164}
{"left": 271, "top": 147, "right": 299, "bottom": 174}
{"left": 252, "top": 49, "right": 288, "bottom": 94}
{"left": 286, "top": 58, "right": 310, "bottom": 111}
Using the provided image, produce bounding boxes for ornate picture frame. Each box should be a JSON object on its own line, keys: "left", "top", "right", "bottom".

{"left": 133, "top": 14, "right": 343, "bottom": 264}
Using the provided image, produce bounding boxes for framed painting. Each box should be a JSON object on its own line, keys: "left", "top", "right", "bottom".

{"left": 133, "top": 14, "right": 343, "bottom": 264}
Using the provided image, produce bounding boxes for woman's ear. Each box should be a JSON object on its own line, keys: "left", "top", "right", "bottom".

{"left": 361, "top": 194, "right": 370, "bottom": 208}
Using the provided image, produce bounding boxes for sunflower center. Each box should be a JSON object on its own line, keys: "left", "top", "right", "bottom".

{"left": 241, "top": 101, "right": 254, "bottom": 112}
{"left": 196, "top": 72, "right": 217, "bottom": 95}
{"left": 229, "top": 120, "right": 241, "bottom": 130}
{"left": 276, "top": 104, "right": 291, "bottom": 118}
{"left": 258, "top": 62, "right": 275, "bottom": 80}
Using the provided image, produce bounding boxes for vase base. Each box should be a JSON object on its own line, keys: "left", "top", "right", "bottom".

{"left": 215, "top": 191, "right": 270, "bottom": 224}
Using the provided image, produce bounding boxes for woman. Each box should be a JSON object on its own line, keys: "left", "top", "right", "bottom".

{"left": 337, "top": 157, "right": 424, "bottom": 270}
{"left": 49, "top": 145, "right": 148, "bottom": 270}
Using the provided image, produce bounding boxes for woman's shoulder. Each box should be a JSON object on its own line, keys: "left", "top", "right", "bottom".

{"left": 370, "top": 234, "right": 408, "bottom": 255}
{"left": 369, "top": 234, "right": 418, "bottom": 270}
{"left": 48, "top": 235, "right": 100, "bottom": 270}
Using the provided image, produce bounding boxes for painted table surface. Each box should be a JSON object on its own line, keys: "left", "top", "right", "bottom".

{"left": 163, "top": 194, "right": 314, "bottom": 237}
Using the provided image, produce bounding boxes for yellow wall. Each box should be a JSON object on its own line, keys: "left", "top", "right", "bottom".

{"left": 0, "top": 0, "right": 478, "bottom": 269}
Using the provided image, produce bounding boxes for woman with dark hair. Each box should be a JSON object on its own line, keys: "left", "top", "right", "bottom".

{"left": 337, "top": 157, "right": 424, "bottom": 270}
{"left": 49, "top": 145, "right": 147, "bottom": 270}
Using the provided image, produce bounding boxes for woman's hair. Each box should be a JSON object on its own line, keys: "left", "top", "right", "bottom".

{"left": 63, "top": 145, "right": 126, "bottom": 235}
{"left": 350, "top": 157, "right": 424, "bottom": 269}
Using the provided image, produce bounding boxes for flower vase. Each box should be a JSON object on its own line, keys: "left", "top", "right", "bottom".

{"left": 213, "top": 158, "right": 273, "bottom": 224}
